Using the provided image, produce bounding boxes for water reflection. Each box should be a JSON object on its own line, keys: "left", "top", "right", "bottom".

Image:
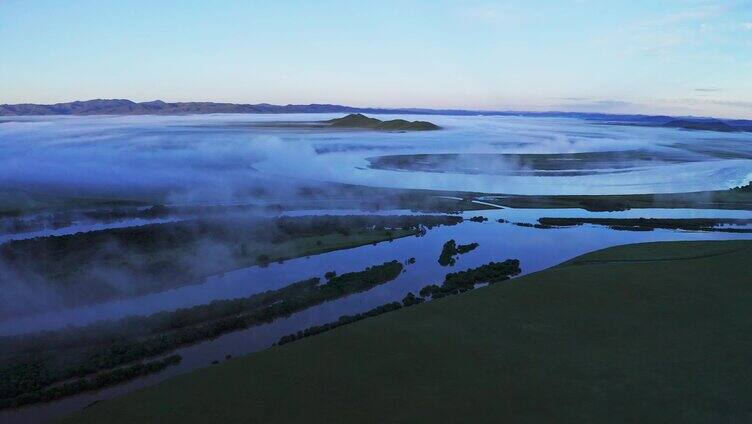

{"left": 3, "top": 206, "right": 752, "bottom": 423}
{"left": 3, "top": 207, "right": 751, "bottom": 335}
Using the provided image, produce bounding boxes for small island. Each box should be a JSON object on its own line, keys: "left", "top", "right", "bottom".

{"left": 325, "top": 113, "right": 441, "bottom": 131}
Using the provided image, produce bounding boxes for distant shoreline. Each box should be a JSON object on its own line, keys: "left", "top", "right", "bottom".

{"left": 2, "top": 99, "right": 751, "bottom": 129}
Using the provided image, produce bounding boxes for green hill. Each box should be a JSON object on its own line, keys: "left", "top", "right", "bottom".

{"left": 326, "top": 113, "right": 441, "bottom": 131}
{"left": 66, "top": 240, "right": 752, "bottom": 423}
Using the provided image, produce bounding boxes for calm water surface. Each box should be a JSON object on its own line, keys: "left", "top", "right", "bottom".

{"left": 2, "top": 206, "right": 752, "bottom": 423}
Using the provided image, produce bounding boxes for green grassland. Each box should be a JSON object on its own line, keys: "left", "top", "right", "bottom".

{"left": 66, "top": 239, "right": 752, "bottom": 423}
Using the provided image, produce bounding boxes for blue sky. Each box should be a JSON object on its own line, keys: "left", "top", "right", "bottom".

{"left": 2, "top": 0, "right": 751, "bottom": 117}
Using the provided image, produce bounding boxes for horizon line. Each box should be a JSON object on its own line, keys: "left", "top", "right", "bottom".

{"left": 1, "top": 98, "right": 749, "bottom": 122}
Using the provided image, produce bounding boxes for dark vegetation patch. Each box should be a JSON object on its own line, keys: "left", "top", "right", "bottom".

{"left": 512, "top": 222, "right": 555, "bottom": 229}
{"left": 277, "top": 302, "right": 406, "bottom": 346}
{"left": 0, "top": 355, "right": 182, "bottom": 410}
{"left": 0, "top": 214, "right": 459, "bottom": 313}
{"left": 325, "top": 114, "right": 440, "bottom": 131}
{"left": 731, "top": 181, "right": 752, "bottom": 193}
{"left": 538, "top": 217, "right": 752, "bottom": 233}
{"left": 278, "top": 258, "right": 523, "bottom": 347}
{"left": 0, "top": 261, "right": 404, "bottom": 408}
{"left": 483, "top": 183, "right": 752, "bottom": 211}
{"left": 420, "top": 260, "right": 521, "bottom": 298}
{"left": 437, "top": 239, "right": 479, "bottom": 266}
{"left": 367, "top": 151, "right": 697, "bottom": 176}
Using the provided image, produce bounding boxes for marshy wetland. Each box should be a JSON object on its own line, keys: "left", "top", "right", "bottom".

{"left": 1, "top": 113, "right": 751, "bottom": 422}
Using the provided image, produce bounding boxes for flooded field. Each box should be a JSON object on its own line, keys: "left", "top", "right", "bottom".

{"left": 2, "top": 204, "right": 751, "bottom": 423}
{"left": 2, "top": 113, "right": 752, "bottom": 423}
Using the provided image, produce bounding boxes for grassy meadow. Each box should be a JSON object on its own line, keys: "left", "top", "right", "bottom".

{"left": 66, "top": 240, "right": 752, "bottom": 423}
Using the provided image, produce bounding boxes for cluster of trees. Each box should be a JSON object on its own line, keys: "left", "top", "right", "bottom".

{"left": 401, "top": 292, "right": 424, "bottom": 306}
{"left": 456, "top": 243, "right": 480, "bottom": 254}
{"left": 320, "top": 261, "right": 403, "bottom": 296}
{"left": 0, "top": 261, "right": 404, "bottom": 407}
{"left": 467, "top": 216, "right": 488, "bottom": 223}
{"left": 732, "top": 181, "right": 752, "bottom": 192}
{"left": 0, "top": 355, "right": 181, "bottom": 409}
{"left": 278, "top": 300, "right": 413, "bottom": 346}
{"left": 537, "top": 217, "right": 752, "bottom": 233}
{"left": 277, "top": 260, "right": 524, "bottom": 348}
{"left": 438, "top": 240, "right": 458, "bottom": 266}
{"left": 1, "top": 214, "right": 459, "bottom": 309}
{"left": 421, "top": 260, "right": 521, "bottom": 298}
{"left": 513, "top": 222, "right": 555, "bottom": 229}
{"left": 438, "top": 239, "right": 479, "bottom": 266}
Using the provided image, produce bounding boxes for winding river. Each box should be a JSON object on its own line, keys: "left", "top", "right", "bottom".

{"left": 2, "top": 206, "right": 752, "bottom": 423}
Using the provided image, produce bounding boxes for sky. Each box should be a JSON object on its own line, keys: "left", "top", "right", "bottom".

{"left": 1, "top": 0, "right": 752, "bottom": 118}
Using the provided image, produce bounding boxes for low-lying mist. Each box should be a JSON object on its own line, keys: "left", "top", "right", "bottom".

{"left": 1, "top": 112, "right": 752, "bottom": 332}
{"left": 2, "top": 114, "right": 750, "bottom": 202}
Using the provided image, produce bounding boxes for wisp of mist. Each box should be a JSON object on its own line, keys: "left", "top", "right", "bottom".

{"left": 1, "top": 114, "right": 751, "bottom": 200}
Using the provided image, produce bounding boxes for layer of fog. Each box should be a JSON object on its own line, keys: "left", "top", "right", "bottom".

{"left": 1, "top": 114, "right": 752, "bottom": 201}
{"left": 3, "top": 206, "right": 752, "bottom": 335}
{"left": 2, "top": 113, "right": 752, "bottom": 329}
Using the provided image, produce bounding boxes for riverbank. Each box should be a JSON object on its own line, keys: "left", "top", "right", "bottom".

{"left": 65, "top": 239, "right": 752, "bottom": 423}
{"left": 0, "top": 215, "right": 459, "bottom": 315}
{"left": 482, "top": 184, "right": 752, "bottom": 211}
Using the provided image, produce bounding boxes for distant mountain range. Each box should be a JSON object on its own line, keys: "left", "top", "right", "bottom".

{"left": 0, "top": 99, "right": 363, "bottom": 116}
{"left": 1, "top": 99, "right": 751, "bottom": 131}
